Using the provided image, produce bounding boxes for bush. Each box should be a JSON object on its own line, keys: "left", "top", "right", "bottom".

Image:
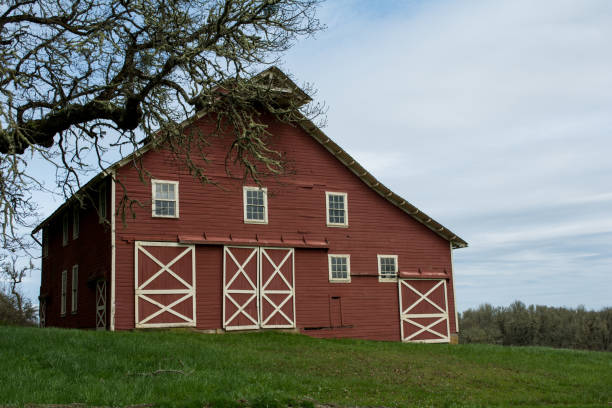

{"left": 459, "top": 302, "right": 612, "bottom": 351}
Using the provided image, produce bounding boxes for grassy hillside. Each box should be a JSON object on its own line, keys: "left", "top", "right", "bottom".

{"left": 0, "top": 326, "right": 610, "bottom": 407}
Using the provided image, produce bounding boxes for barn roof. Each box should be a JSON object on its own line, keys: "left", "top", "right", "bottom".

{"left": 32, "top": 67, "right": 468, "bottom": 249}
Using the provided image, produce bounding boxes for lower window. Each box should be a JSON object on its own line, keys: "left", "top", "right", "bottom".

{"left": 328, "top": 254, "right": 351, "bottom": 283}
{"left": 378, "top": 255, "right": 398, "bottom": 281}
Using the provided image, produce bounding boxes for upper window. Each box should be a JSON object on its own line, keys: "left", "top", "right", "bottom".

{"left": 73, "top": 207, "right": 79, "bottom": 239}
{"left": 243, "top": 186, "right": 268, "bottom": 224}
{"left": 98, "top": 184, "right": 107, "bottom": 222}
{"left": 328, "top": 254, "right": 351, "bottom": 283}
{"left": 62, "top": 213, "right": 69, "bottom": 246}
{"left": 326, "top": 192, "right": 348, "bottom": 227}
{"left": 378, "top": 255, "right": 398, "bottom": 281}
{"left": 152, "top": 180, "right": 179, "bottom": 218}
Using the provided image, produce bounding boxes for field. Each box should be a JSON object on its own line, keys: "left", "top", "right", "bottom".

{"left": 0, "top": 326, "right": 610, "bottom": 407}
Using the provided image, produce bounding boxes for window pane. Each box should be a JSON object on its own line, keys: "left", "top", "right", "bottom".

{"left": 331, "top": 256, "right": 348, "bottom": 279}
{"left": 167, "top": 184, "right": 175, "bottom": 199}
{"left": 155, "top": 200, "right": 176, "bottom": 216}
{"left": 380, "top": 257, "right": 397, "bottom": 278}
{"left": 246, "top": 189, "right": 265, "bottom": 221}
{"left": 328, "top": 194, "right": 346, "bottom": 224}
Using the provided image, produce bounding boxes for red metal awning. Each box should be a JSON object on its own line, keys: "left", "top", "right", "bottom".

{"left": 178, "top": 233, "right": 329, "bottom": 249}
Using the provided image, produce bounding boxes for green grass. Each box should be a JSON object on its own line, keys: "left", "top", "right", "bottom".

{"left": 0, "top": 326, "right": 610, "bottom": 407}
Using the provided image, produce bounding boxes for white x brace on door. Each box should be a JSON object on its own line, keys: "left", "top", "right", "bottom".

{"left": 399, "top": 279, "right": 450, "bottom": 343}
{"left": 223, "top": 246, "right": 295, "bottom": 331}
{"left": 135, "top": 241, "right": 196, "bottom": 328}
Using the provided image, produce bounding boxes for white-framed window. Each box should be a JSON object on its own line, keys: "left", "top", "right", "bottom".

{"left": 326, "top": 192, "right": 348, "bottom": 227}
{"left": 328, "top": 254, "right": 351, "bottom": 283}
{"left": 73, "top": 207, "right": 79, "bottom": 239}
{"left": 99, "top": 183, "right": 107, "bottom": 222}
{"left": 243, "top": 186, "right": 268, "bottom": 224}
{"left": 62, "top": 213, "right": 69, "bottom": 246}
{"left": 152, "top": 180, "right": 179, "bottom": 218}
{"left": 61, "top": 270, "right": 67, "bottom": 317}
{"left": 42, "top": 228, "right": 48, "bottom": 258}
{"left": 71, "top": 265, "right": 78, "bottom": 314}
{"left": 378, "top": 255, "right": 398, "bottom": 281}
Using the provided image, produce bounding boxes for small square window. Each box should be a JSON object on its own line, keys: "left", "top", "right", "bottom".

{"left": 243, "top": 186, "right": 268, "bottom": 224}
{"left": 326, "top": 192, "right": 348, "bottom": 227}
{"left": 329, "top": 254, "right": 351, "bottom": 283}
{"left": 152, "top": 180, "right": 179, "bottom": 218}
{"left": 378, "top": 255, "right": 398, "bottom": 281}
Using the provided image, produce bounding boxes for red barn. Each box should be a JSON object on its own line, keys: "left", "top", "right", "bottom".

{"left": 34, "top": 68, "right": 467, "bottom": 343}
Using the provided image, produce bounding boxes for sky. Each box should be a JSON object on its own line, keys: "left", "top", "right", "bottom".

{"left": 15, "top": 0, "right": 612, "bottom": 312}
{"left": 280, "top": 0, "right": 612, "bottom": 311}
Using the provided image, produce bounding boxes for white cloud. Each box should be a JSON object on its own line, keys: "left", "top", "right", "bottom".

{"left": 285, "top": 0, "right": 612, "bottom": 310}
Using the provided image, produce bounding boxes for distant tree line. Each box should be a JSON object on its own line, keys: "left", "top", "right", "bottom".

{"left": 459, "top": 301, "right": 612, "bottom": 351}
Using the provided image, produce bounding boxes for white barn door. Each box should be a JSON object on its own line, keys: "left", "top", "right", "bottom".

{"left": 399, "top": 279, "right": 450, "bottom": 343}
{"left": 96, "top": 280, "right": 107, "bottom": 330}
{"left": 260, "top": 248, "right": 295, "bottom": 328}
{"left": 135, "top": 242, "right": 196, "bottom": 328}
{"left": 223, "top": 246, "right": 295, "bottom": 330}
{"left": 223, "top": 246, "right": 259, "bottom": 330}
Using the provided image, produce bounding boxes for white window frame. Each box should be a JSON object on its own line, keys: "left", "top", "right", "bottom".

{"left": 151, "top": 179, "right": 180, "bottom": 218}
{"left": 328, "top": 254, "right": 351, "bottom": 283}
{"left": 326, "top": 192, "right": 348, "bottom": 227}
{"left": 71, "top": 265, "right": 78, "bottom": 314}
{"left": 62, "top": 213, "right": 69, "bottom": 246}
{"left": 98, "top": 183, "right": 107, "bottom": 223}
{"left": 73, "top": 207, "right": 79, "bottom": 239}
{"left": 378, "top": 254, "right": 399, "bottom": 282}
{"left": 243, "top": 186, "right": 268, "bottom": 224}
{"left": 42, "top": 228, "right": 48, "bottom": 258}
{"left": 61, "top": 270, "right": 67, "bottom": 317}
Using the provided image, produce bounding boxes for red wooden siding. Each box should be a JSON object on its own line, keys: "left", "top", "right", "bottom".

{"left": 40, "top": 179, "right": 112, "bottom": 329}
{"left": 111, "top": 115, "right": 458, "bottom": 341}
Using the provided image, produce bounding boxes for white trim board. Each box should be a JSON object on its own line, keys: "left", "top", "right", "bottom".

{"left": 110, "top": 172, "right": 116, "bottom": 331}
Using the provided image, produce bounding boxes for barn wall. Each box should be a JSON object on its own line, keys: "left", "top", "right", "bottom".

{"left": 294, "top": 248, "right": 401, "bottom": 340}
{"left": 113, "top": 116, "right": 457, "bottom": 338}
{"left": 40, "top": 178, "right": 112, "bottom": 329}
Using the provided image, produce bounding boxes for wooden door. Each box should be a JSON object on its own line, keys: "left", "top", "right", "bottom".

{"left": 223, "top": 246, "right": 295, "bottom": 330}
{"left": 399, "top": 279, "right": 450, "bottom": 343}
{"left": 329, "top": 296, "right": 342, "bottom": 328}
{"left": 260, "top": 248, "right": 295, "bottom": 328}
{"left": 135, "top": 242, "right": 196, "bottom": 328}
{"left": 223, "top": 246, "right": 259, "bottom": 330}
{"left": 96, "top": 280, "right": 107, "bottom": 330}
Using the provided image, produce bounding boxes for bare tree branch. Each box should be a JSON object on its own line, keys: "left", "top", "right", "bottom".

{"left": 0, "top": 0, "right": 326, "bottom": 250}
